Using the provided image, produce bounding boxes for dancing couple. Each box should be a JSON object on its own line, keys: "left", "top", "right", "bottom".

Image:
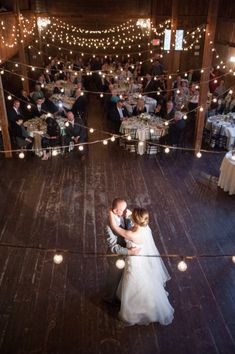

{"left": 104, "top": 198, "right": 174, "bottom": 326}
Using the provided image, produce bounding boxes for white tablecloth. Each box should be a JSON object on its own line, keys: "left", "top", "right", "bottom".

{"left": 51, "top": 94, "right": 76, "bottom": 110}
{"left": 120, "top": 116, "right": 165, "bottom": 155}
{"left": 206, "top": 114, "right": 235, "bottom": 149}
{"left": 218, "top": 151, "right": 235, "bottom": 195}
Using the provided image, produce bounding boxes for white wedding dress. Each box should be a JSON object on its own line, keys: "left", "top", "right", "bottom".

{"left": 116, "top": 225, "right": 174, "bottom": 326}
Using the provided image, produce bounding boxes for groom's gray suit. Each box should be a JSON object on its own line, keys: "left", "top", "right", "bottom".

{"left": 104, "top": 214, "right": 132, "bottom": 303}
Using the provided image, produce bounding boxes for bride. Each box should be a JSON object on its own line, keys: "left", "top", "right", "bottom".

{"left": 108, "top": 207, "right": 174, "bottom": 326}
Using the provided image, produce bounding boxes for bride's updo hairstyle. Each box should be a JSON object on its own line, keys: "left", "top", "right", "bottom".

{"left": 132, "top": 208, "right": 149, "bottom": 227}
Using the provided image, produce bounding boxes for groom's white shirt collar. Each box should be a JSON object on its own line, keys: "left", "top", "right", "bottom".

{"left": 113, "top": 214, "right": 125, "bottom": 228}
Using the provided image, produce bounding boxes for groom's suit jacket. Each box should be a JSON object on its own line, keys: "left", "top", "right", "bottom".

{"left": 106, "top": 215, "right": 132, "bottom": 256}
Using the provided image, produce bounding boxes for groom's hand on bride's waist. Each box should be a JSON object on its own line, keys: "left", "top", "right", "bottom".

{"left": 128, "top": 247, "right": 141, "bottom": 256}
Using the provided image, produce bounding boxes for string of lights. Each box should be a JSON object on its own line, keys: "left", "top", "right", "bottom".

{"left": 1, "top": 87, "right": 234, "bottom": 160}
{"left": 0, "top": 241, "right": 234, "bottom": 270}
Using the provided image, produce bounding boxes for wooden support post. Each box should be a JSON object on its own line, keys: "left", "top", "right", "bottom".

{"left": 167, "top": 0, "right": 180, "bottom": 98}
{"left": 194, "top": 0, "right": 219, "bottom": 154}
{"left": 0, "top": 75, "right": 12, "bottom": 158}
{"left": 15, "top": 0, "right": 30, "bottom": 93}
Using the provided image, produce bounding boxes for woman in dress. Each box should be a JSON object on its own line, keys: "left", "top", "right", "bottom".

{"left": 108, "top": 207, "right": 174, "bottom": 326}
{"left": 132, "top": 98, "right": 147, "bottom": 116}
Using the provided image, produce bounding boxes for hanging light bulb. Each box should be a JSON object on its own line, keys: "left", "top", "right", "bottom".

{"left": 27, "top": 104, "right": 31, "bottom": 110}
{"left": 7, "top": 95, "right": 12, "bottom": 100}
{"left": 183, "top": 115, "right": 187, "bottom": 120}
{"left": 52, "top": 149, "right": 58, "bottom": 156}
{"left": 19, "top": 151, "right": 25, "bottom": 159}
{"left": 199, "top": 107, "right": 204, "bottom": 112}
{"left": 164, "top": 147, "right": 170, "bottom": 154}
{"left": 89, "top": 128, "right": 94, "bottom": 133}
{"left": 196, "top": 151, "right": 202, "bottom": 158}
{"left": 164, "top": 121, "right": 169, "bottom": 126}
{"left": 116, "top": 259, "right": 125, "bottom": 269}
{"left": 177, "top": 259, "right": 187, "bottom": 272}
{"left": 232, "top": 255, "right": 235, "bottom": 263}
{"left": 53, "top": 253, "right": 63, "bottom": 264}
{"left": 78, "top": 145, "right": 84, "bottom": 151}
{"left": 65, "top": 121, "right": 69, "bottom": 127}
{"left": 111, "top": 136, "right": 115, "bottom": 142}
{"left": 100, "top": 93, "right": 103, "bottom": 98}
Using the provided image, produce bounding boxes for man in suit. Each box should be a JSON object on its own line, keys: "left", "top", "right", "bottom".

{"left": 143, "top": 73, "right": 157, "bottom": 99}
{"left": 165, "top": 100, "right": 175, "bottom": 121}
{"left": 11, "top": 115, "right": 34, "bottom": 150}
{"left": 104, "top": 198, "right": 140, "bottom": 304}
{"left": 63, "top": 111, "right": 87, "bottom": 158}
{"left": 31, "top": 98, "right": 49, "bottom": 117}
{"left": 161, "top": 111, "right": 186, "bottom": 146}
{"left": 7, "top": 99, "right": 23, "bottom": 128}
{"left": 108, "top": 98, "right": 130, "bottom": 133}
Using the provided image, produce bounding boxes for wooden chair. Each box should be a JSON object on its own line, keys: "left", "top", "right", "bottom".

{"left": 120, "top": 128, "right": 138, "bottom": 154}
{"left": 146, "top": 128, "right": 163, "bottom": 156}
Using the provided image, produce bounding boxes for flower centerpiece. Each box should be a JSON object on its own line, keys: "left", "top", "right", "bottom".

{"left": 138, "top": 112, "right": 151, "bottom": 124}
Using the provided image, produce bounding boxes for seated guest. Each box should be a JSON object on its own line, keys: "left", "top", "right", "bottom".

{"left": 181, "top": 80, "right": 189, "bottom": 97}
{"left": 160, "top": 111, "right": 185, "bottom": 146}
{"left": 72, "top": 88, "right": 87, "bottom": 122}
{"left": 107, "top": 98, "right": 130, "bottom": 133}
{"left": 174, "top": 87, "right": 187, "bottom": 110}
{"left": 63, "top": 111, "right": 87, "bottom": 157}
{"left": 154, "top": 103, "right": 165, "bottom": 118}
{"left": 37, "top": 74, "right": 46, "bottom": 86}
{"left": 214, "top": 79, "right": 226, "bottom": 98}
{"left": 31, "top": 84, "right": 44, "bottom": 103}
{"left": 18, "top": 89, "right": 33, "bottom": 120}
{"left": 132, "top": 97, "right": 147, "bottom": 116}
{"left": 41, "top": 117, "right": 61, "bottom": 160}
{"left": 165, "top": 100, "right": 175, "bottom": 121}
{"left": 12, "top": 115, "right": 34, "bottom": 150}
{"left": 31, "top": 98, "right": 48, "bottom": 117}
{"left": 172, "top": 75, "right": 182, "bottom": 90}
{"left": 224, "top": 90, "right": 235, "bottom": 113}
{"left": 43, "top": 66, "right": 52, "bottom": 83}
{"left": 7, "top": 99, "right": 24, "bottom": 129}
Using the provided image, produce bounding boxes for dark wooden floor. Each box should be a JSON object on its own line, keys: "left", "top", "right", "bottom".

{"left": 0, "top": 97, "right": 235, "bottom": 354}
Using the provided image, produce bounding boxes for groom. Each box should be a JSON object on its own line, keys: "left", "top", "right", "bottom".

{"left": 104, "top": 197, "right": 140, "bottom": 304}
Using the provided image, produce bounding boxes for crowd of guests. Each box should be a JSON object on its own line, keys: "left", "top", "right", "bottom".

{"left": 2, "top": 53, "right": 234, "bottom": 157}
